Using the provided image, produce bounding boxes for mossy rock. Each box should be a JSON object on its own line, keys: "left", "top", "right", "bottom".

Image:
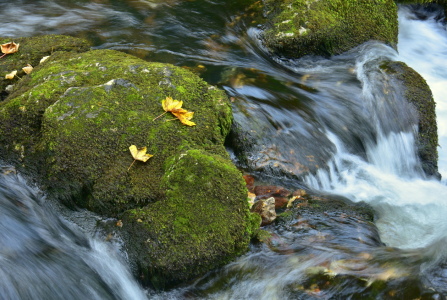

{"left": 1, "top": 49, "right": 233, "bottom": 213}
{"left": 122, "top": 149, "right": 259, "bottom": 288}
{"left": 0, "top": 35, "right": 90, "bottom": 100}
{"left": 261, "top": 0, "right": 398, "bottom": 58}
{"left": 395, "top": 0, "right": 447, "bottom": 4}
{"left": 0, "top": 42, "right": 257, "bottom": 286}
{"left": 381, "top": 61, "right": 439, "bottom": 178}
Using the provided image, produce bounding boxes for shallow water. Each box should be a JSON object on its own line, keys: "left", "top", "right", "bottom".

{"left": 1, "top": 1, "right": 447, "bottom": 298}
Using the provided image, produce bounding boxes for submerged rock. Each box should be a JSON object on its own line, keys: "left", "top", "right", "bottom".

{"left": 0, "top": 35, "right": 259, "bottom": 288}
{"left": 261, "top": 0, "right": 398, "bottom": 58}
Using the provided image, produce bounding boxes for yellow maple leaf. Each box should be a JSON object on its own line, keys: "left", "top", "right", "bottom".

{"left": 162, "top": 96, "right": 184, "bottom": 113}
{"left": 173, "top": 110, "right": 196, "bottom": 126}
{"left": 128, "top": 145, "right": 153, "bottom": 171}
{"left": 153, "top": 96, "right": 187, "bottom": 121}
{"left": 153, "top": 96, "right": 196, "bottom": 126}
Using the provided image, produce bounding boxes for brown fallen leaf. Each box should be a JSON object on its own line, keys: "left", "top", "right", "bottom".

{"left": 0, "top": 42, "right": 19, "bottom": 59}
{"left": 128, "top": 145, "right": 153, "bottom": 171}
{"left": 22, "top": 64, "right": 33, "bottom": 74}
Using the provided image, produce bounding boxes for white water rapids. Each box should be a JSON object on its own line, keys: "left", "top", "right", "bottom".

{"left": 306, "top": 7, "right": 447, "bottom": 251}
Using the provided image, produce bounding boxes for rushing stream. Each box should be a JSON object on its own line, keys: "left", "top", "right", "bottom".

{"left": 1, "top": 1, "right": 447, "bottom": 299}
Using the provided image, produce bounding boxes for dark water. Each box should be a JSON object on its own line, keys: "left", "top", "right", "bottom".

{"left": 1, "top": 1, "right": 447, "bottom": 299}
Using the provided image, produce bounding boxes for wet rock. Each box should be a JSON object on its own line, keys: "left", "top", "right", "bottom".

{"left": 251, "top": 197, "right": 277, "bottom": 226}
{"left": 381, "top": 61, "right": 440, "bottom": 178}
{"left": 242, "top": 174, "right": 255, "bottom": 191}
{"left": 253, "top": 185, "right": 291, "bottom": 208}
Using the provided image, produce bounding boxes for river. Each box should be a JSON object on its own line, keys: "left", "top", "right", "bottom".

{"left": 1, "top": 1, "right": 447, "bottom": 299}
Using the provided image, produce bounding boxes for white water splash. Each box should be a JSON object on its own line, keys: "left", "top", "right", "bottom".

{"left": 397, "top": 6, "right": 447, "bottom": 181}
{"left": 306, "top": 6, "right": 447, "bottom": 251}
{"left": 306, "top": 132, "right": 447, "bottom": 250}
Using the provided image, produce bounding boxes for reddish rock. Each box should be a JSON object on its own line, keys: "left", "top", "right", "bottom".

{"left": 273, "top": 197, "right": 289, "bottom": 209}
{"left": 243, "top": 174, "right": 255, "bottom": 192}
{"left": 253, "top": 185, "right": 291, "bottom": 208}
{"left": 292, "top": 189, "right": 307, "bottom": 197}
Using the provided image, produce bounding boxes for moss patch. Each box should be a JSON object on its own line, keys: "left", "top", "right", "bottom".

{"left": 262, "top": 0, "right": 398, "bottom": 58}
{"left": 121, "top": 149, "right": 255, "bottom": 288}
{"left": 0, "top": 35, "right": 90, "bottom": 100}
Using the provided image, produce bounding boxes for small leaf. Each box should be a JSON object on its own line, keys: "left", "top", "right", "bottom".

{"left": 22, "top": 64, "right": 33, "bottom": 74}
{"left": 153, "top": 96, "right": 187, "bottom": 121}
{"left": 1, "top": 42, "right": 19, "bottom": 55}
{"left": 129, "top": 145, "right": 153, "bottom": 162}
{"left": 155, "top": 96, "right": 196, "bottom": 125}
{"left": 173, "top": 110, "right": 196, "bottom": 126}
{"left": 128, "top": 145, "right": 153, "bottom": 171}
{"left": 162, "top": 96, "right": 184, "bottom": 113}
{"left": 40, "top": 56, "right": 50, "bottom": 64}
{"left": 5, "top": 70, "right": 17, "bottom": 80}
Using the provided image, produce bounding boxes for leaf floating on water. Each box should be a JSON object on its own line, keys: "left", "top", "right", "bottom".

{"left": 128, "top": 145, "right": 153, "bottom": 171}
{"left": 22, "top": 64, "right": 33, "bottom": 74}
{"left": 5, "top": 70, "right": 17, "bottom": 80}
{"left": 0, "top": 42, "right": 19, "bottom": 59}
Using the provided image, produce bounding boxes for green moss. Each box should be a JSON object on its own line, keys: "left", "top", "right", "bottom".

{"left": 121, "top": 149, "right": 252, "bottom": 288}
{"left": 262, "top": 0, "right": 398, "bottom": 58}
{"left": 0, "top": 46, "right": 255, "bottom": 287}
{"left": 1, "top": 49, "right": 234, "bottom": 214}
{"left": 0, "top": 35, "right": 90, "bottom": 100}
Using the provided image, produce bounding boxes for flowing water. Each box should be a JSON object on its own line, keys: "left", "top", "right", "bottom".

{"left": 1, "top": 1, "right": 447, "bottom": 299}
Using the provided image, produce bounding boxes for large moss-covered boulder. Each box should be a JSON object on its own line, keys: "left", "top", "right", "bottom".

{"left": 0, "top": 36, "right": 258, "bottom": 287}
{"left": 261, "top": 0, "right": 398, "bottom": 58}
{"left": 382, "top": 61, "right": 439, "bottom": 177}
